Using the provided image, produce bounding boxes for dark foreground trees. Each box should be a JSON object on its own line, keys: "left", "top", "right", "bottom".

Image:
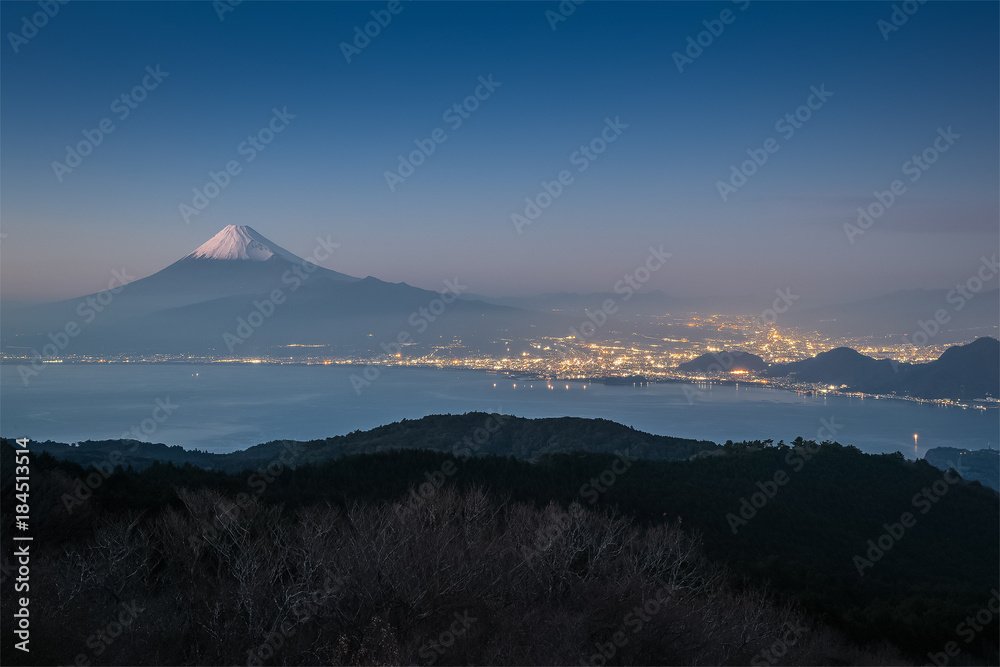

{"left": 4, "top": 486, "right": 902, "bottom": 666}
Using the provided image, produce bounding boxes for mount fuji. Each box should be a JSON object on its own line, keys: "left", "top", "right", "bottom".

{"left": 2, "top": 226, "right": 557, "bottom": 356}
{"left": 184, "top": 224, "right": 320, "bottom": 262}
{"left": 109, "top": 225, "right": 359, "bottom": 313}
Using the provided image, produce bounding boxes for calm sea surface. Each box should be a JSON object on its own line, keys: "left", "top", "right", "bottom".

{"left": 1, "top": 363, "right": 997, "bottom": 455}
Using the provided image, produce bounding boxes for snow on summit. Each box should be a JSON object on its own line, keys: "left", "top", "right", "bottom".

{"left": 184, "top": 225, "right": 302, "bottom": 262}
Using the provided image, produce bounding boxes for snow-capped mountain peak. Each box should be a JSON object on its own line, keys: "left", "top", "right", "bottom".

{"left": 183, "top": 225, "right": 302, "bottom": 262}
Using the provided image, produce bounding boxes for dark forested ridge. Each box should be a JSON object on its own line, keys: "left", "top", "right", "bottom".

{"left": 2, "top": 429, "right": 998, "bottom": 666}
{"left": 763, "top": 336, "right": 1000, "bottom": 400}
{"left": 21, "top": 413, "right": 720, "bottom": 472}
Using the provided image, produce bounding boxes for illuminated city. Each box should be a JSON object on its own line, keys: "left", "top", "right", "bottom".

{"left": 5, "top": 312, "right": 990, "bottom": 410}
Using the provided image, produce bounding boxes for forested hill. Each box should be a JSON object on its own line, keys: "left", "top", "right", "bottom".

{"left": 764, "top": 336, "right": 999, "bottom": 400}
{"left": 678, "top": 350, "right": 768, "bottom": 373}
{"left": 21, "top": 413, "right": 720, "bottom": 472}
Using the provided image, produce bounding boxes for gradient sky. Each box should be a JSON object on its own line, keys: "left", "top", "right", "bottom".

{"left": 1, "top": 0, "right": 997, "bottom": 303}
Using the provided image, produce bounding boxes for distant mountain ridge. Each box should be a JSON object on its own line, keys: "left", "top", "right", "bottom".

{"left": 1, "top": 226, "right": 566, "bottom": 356}
{"left": 4, "top": 227, "right": 998, "bottom": 362}
{"left": 464, "top": 290, "right": 757, "bottom": 316}
{"left": 924, "top": 446, "right": 999, "bottom": 491}
{"left": 765, "top": 337, "right": 999, "bottom": 400}
{"left": 783, "top": 287, "right": 999, "bottom": 340}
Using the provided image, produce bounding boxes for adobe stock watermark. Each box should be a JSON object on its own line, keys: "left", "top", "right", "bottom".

{"left": 350, "top": 277, "right": 468, "bottom": 394}
{"left": 61, "top": 398, "right": 180, "bottom": 514}
{"left": 844, "top": 126, "right": 959, "bottom": 244}
{"left": 522, "top": 504, "right": 581, "bottom": 566}
{"left": 339, "top": 0, "right": 410, "bottom": 63}
{"left": 749, "top": 621, "right": 810, "bottom": 667}
{"left": 726, "top": 419, "right": 843, "bottom": 535}
{"left": 247, "top": 440, "right": 306, "bottom": 495}
{"left": 567, "top": 245, "right": 672, "bottom": 343}
{"left": 384, "top": 75, "right": 501, "bottom": 192}
{"left": 179, "top": 107, "right": 296, "bottom": 224}
{"left": 672, "top": 0, "right": 750, "bottom": 73}
{"left": 579, "top": 450, "right": 636, "bottom": 504}
{"left": 852, "top": 466, "right": 962, "bottom": 576}
{"left": 17, "top": 268, "right": 135, "bottom": 385}
{"left": 511, "top": 116, "right": 628, "bottom": 234}
{"left": 753, "top": 287, "right": 799, "bottom": 327}
{"left": 222, "top": 235, "right": 340, "bottom": 352}
{"left": 7, "top": 0, "right": 70, "bottom": 54}
{"left": 716, "top": 84, "right": 833, "bottom": 202}
{"left": 522, "top": 451, "right": 636, "bottom": 566}
{"left": 418, "top": 611, "right": 478, "bottom": 665}
{"left": 214, "top": 0, "right": 242, "bottom": 21}
{"left": 878, "top": 0, "right": 927, "bottom": 41}
{"left": 188, "top": 441, "right": 305, "bottom": 553}
{"left": 545, "top": 0, "right": 586, "bottom": 31}
{"left": 246, "top": 571, "right": 347, "bottom": 666}
{"left": 901, "top": 254, "right": 998, "bottom": 348}
{"left": 52, "top": 65, "right": 169, "bottom": 183}
{"left": 583, "top": 593, "right": 667, "bottom": 665}
{"left": 582, "top": 570, "right": 714, "bottom": 666}
{"left": 681, "top": 286, "right": 798, "bottom": 402}
{"left": 71, "top": 600, "right": 145, "bottom": 665}
{"left": 927, "top": 589, "right": 1000, "bottom": 666}
{"left": 403, "top": 413, "right": 507, "bottom": 510}
{"left": 547, "top": 246, "right": 671, "bottom": 370}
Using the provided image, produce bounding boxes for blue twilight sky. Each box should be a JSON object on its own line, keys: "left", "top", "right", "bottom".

{"left": 1, "top": 0, "right": 997, "bottom": 303}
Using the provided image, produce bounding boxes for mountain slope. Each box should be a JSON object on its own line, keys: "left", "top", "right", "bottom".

{"left": 182, "top": 224, "right": 305, "bottom": 262}
{"left": 677, "top": 350, "right": 767, "bottom": 373}
{"left": 88, "top": 276, "right": 548, "bottom": 354}
{"left": 900, "top": 335, "right": 1000, "bottom": 400}
{"left": 2, "top": 226, "right": 357, "bottom": 332}
{"left": 1, "top": 225, "right": 564, "bottom": 356}
{"left": 765, "top": 337, "right": 999, "bottom": 400}
{"left": 764, "top": 347, "right": 903, "bottom": 388}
